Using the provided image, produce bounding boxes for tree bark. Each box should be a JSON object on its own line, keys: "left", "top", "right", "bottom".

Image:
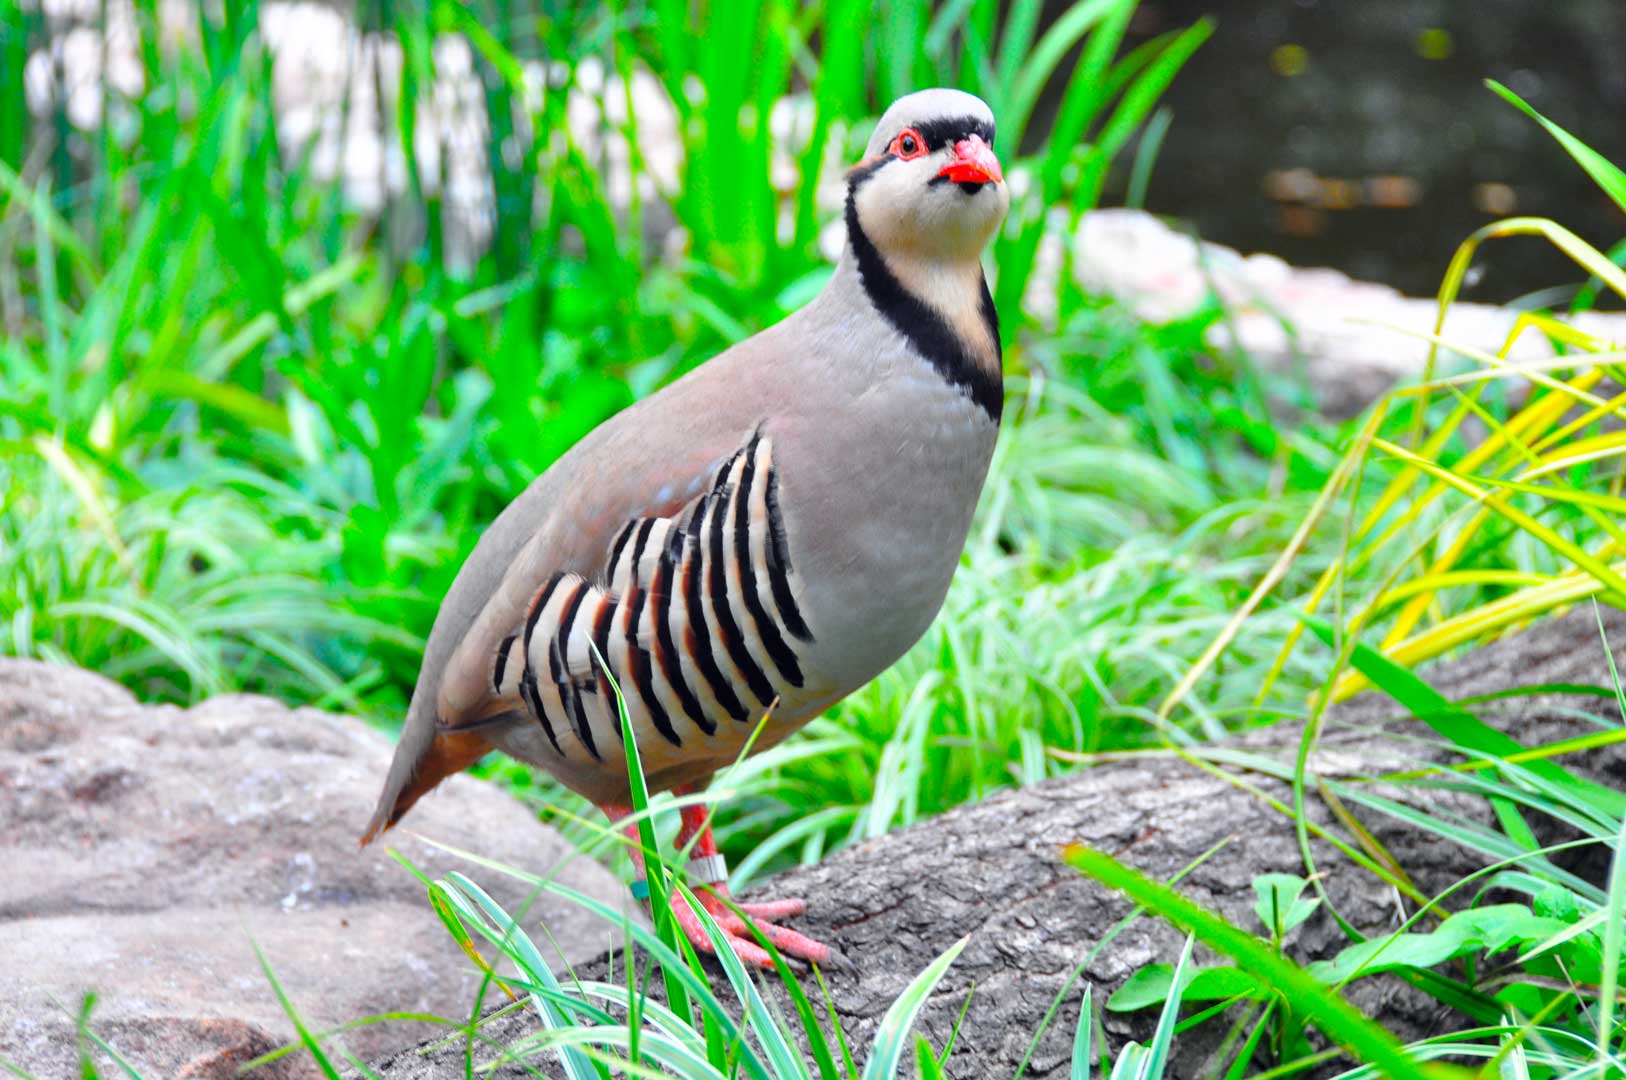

{"left": 370, "top": 606, "right": 1626, "bottom": 1079}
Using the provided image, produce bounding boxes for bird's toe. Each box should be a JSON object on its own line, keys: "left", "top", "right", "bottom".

{"left": 735, "top": 897, "right": 807, "bottom": 920}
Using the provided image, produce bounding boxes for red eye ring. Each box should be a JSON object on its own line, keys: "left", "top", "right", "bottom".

{"left": 890, "top": 127, "right": 928, "bottom": 160}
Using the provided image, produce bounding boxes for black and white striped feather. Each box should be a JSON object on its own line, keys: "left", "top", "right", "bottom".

{"left": 489, "top": 433, "right": 813, "bottom": 760}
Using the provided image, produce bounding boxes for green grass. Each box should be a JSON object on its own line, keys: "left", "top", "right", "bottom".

{"left": 2, "top": 0, "right": 1314, "bottom": 833}
{"left": 7, "top": 2, "right": 1626, "bottom": 1078}
{"left": 1083, "top": 603, "right": 1626, "bottom": 1079}
{"left": 1068, "top": 90, "right": 1626, "bottom": 1076}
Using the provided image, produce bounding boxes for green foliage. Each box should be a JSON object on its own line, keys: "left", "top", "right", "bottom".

{"left": 1098, "top": 669, "right": 1626, "bottom": 1076}
{"left": 1108, "top": 963, "right": 1264, "bottom": 1013}
{"left": 1106, "top": 901, "right": 1608, "bottom": 1011}
{"left": 0, "top": 450, "right": 405, "bottom": 708}
{"left": 1309, "top": 905, "right": 1574, "bottom": 985}
{"left": 1, "top": 0, "right": 1296, "bottom": 873}
{"left": 1486, "top": 81, "right": 1626, "bottom": 217}
{"left": 1076, "top": 89, "right": 1626, "bottom": 1078}
{"left": 1064, "top": 845, "right": 1462, "bottom": 1080}
{"left": 11, "top": 4, "right": 1626, "bottom": 1079}
{"left": 1252, "top": 873, "right": 1321, "bottom": 942}
{"left": 1174, "top": 87, "right": 1626, "bottom": 718}
{"left": 1305, "top": 616, "right": 1626, "bottom": 825}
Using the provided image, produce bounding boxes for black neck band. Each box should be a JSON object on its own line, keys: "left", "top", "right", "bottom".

{"left": 843, "top": 186, "right": 1003, "bottom": 423}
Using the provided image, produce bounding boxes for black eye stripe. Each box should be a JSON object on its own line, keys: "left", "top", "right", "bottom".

{"left": 848, "top": 113, "right": 996, "bottom": 192}
{"left": 907, "top": 115, "right": 996, "bottom": 152}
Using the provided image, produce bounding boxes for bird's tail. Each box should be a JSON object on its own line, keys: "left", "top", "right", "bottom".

{"left": 360, "top": 687, "right": 443, "bottom": 846}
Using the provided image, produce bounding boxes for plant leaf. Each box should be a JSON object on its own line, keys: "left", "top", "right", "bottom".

{"left": 1487, "top": 80, "right": 1626, "bottom": 216}
{"left": 1107, "top": 964, "right": 1266, "bottom": 1012}
{"left": 1063, "top": 843, "right": 1469, "bottom": 1080}
{"left": 1307, "top": 904, "right": 1570, "bottom": 985}
{"left": 1071, "top": 983, "right": 1094, "bottom": 1080}
{"left": 1252, "top": 873, "right": 1321, "bottom": 937}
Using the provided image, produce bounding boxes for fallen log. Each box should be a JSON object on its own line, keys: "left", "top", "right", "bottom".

{"left": 370, "top": 606, "right": 1626, "bottom": 1078}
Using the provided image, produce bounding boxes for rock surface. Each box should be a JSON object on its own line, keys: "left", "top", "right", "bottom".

{"left": 0, "top": 660, "right": 632, "bottom": 1079}
{"left": 1067, "top": 209, "right": 1626, "bottom": 417}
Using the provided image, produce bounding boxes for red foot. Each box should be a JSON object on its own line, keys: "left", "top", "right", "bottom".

{"left": 602, "top": 792, "right": 835, "bottom": 971}
{"left": 667, "top": 883, "right": 831, "bottom": 970}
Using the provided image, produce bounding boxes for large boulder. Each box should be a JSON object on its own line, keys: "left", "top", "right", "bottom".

{"left": 0, "top": 660, "right": 632, "bottom": 1078}
{"left": 1065, "top": 209, "right": 1626, "bottom": 418}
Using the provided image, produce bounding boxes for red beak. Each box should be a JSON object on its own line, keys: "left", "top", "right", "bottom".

{"left": 937, "top": 135, "right": 1003, "bottom": 185}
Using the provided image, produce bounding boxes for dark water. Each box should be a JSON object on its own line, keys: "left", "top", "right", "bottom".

{"left": 1120, "top": 0, "right": 1626, "bottom": 301}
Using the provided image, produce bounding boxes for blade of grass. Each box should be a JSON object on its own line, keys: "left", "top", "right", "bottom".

{"left": 591, "top": 641, "right": 693, "bottom": 1031}
{"left": 1140, "top": 934, "right": 1194, "bottom": 1078}
{"left": 672, "top": 878, "right": 811, "bottom": 1080}
{"left": 861, "top": 937, "right": 969, "bottom": 1080}
{"left": 1071, "top": 983, "right": 1094, "bottom": 1079}
{"left": 1487, "top": 81, "right": 1626, "bottom": 215}
{"left": 253, "top": 939, "right": 344, "bottom": 1080}
{"left": 1303, "top": 617, "right": 1626, "bottom": 822}
{"left": 1062, "top": 843, "right": 1470, "bottom": 1080}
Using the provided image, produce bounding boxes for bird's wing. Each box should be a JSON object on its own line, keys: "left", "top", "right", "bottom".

{"left": 480, "top": 431, "right": 814, "bottom": 767}
{"left": 360, "top": 374, "right": 769, "bottom": 843}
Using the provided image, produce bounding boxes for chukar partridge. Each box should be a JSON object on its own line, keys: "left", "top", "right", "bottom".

{"left": 363, "top": 88, "right": 1009, "bottom": 968}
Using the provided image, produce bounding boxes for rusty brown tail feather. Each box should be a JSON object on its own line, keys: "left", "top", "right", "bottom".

{"left": 359, "top": 727, "right": 494, "bottom": 846}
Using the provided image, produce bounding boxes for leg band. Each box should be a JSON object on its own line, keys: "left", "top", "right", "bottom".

{"left": 630, "top": 853, "right": 729, "bottom": 901}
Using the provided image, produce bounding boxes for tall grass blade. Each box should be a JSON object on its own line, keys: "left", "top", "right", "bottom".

{"left": 1139, "top": 935, "right": 1193, "bottom": 1079}
{"left": 1071, "top": 983, "right": 1094, "bottom": 1080}
{"left": 914, "top": 1034, "right": 947, "bottom": 1080}
{"left": 672, "top": 880, "right": 812, "bottom": 1080}
{"left": 252, "top": 940, "right": 344, "bottom": 1080}
{"left": 437, "top": 873, "right": 606, "bottom": 1080}
{"left": 861, "top": 937, "right": 969, "bottom": 1080}
{"left": 1487, "top": 80, "right": 1626, "bottom": 215}
{"left": 596, "top": 642, "right": 695, "bottom": 1030}
{"left": 1596, "top": 807, "right": 1626, "bottom": 1068}
{"left": 1062, "top": 844, "right": 1465, "bottom": 1080}
{"left": 1303, "top": 617, "right": 1626, "bottom": 822}
{"left": 1003, "top": 0, "right": 1120, "bottom": 147}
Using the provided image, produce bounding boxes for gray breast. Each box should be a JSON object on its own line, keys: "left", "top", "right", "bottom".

{"left": 776, "top": 347, "right": 1000, "bottom": 692}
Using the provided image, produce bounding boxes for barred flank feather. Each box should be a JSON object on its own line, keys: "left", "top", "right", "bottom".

{"left": 501, "top": 435, "right": 813, "bottom": 757}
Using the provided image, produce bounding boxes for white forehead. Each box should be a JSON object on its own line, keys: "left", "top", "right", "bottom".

{"left": 863, "top": 88, "right": 996, "bottom": 158}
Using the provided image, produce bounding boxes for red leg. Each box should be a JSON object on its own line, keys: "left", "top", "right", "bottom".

{"left": 673, "top": 798, "right": 829, "bottom": 964}
{"left": 675, "top": 798, "right": 807, "bottom": 918}
{"left": 601, "top": 796, "right": 832, "bottom": 970}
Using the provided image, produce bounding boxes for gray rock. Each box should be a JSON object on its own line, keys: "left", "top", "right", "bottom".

{"left": 0, "top": 660, "right": 633, "bottom": 1078}
{"left": 1064, "top": 209, "right": 1626, "bottom": 417}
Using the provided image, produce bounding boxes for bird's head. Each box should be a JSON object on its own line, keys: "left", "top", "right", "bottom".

{"left": 847, "top": 88, "right": 1009, "bottom": 263}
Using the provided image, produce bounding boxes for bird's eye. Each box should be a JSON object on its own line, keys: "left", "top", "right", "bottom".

{"left": 891, "top": 128, "right": 926, "bottom": 160}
